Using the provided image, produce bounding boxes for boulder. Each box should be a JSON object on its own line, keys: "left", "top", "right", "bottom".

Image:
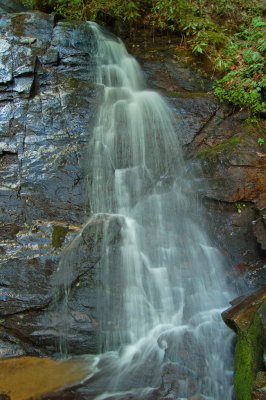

{"left": 222, "top": 287, "right": 266, "bottom": 400}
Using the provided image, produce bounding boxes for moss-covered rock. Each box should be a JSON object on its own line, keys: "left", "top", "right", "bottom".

{"left": 234, "top": 313, "right": 264, "bottom": 400}
{"left": 222, "top": 287, "right": 266, "bottom": 400}
{"left": 52, "top": 225, "right": 68, "bottom": 248}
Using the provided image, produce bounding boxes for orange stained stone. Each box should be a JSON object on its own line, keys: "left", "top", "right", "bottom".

{"left": 0, "top": 355, "right": 91, "bottom": 400}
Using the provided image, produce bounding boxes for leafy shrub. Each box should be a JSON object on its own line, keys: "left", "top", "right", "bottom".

{"left": 214, "top": 17, "right": 266, "bottom": 115}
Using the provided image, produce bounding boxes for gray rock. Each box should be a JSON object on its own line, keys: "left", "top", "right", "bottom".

{"left": 0, "top": 0, "right": 28, "bottom": 13}
{"left": 167, "top": 94, "right": 219, "bottom": 146}
{"left": 0, "top": 11, "right": 98, "bottom": 355}
{"left": 0, "top": 214, "right": 123, "bottom": 355}
{"left": 0, "top": 13, "right": 97, "bottom": 231}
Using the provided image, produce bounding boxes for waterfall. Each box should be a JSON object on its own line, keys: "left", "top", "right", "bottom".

{"left": 57, "top": 23, "right": 235, "bottom": 399}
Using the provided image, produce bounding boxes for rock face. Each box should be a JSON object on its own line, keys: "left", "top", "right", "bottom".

{"left": 0, "top": 3, "right": 265, "bottom": 366}
{"left": 0, "top": 12, "right": 96, "bottom": 227}
{"left": 0, "top": 8, "right": 98, "bottom": 356}
{"left": 2, "top": 214, "right": 124, "bottom": 356}
{"left": 127, "top": 35, "right": 266, "bottom": 290}
{"left": 0, "top": 0, "right": 28, "bottom": 13}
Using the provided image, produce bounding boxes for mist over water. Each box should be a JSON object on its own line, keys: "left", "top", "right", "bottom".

{"left": 57, "top": 23, "right": 235, "bottom": 399}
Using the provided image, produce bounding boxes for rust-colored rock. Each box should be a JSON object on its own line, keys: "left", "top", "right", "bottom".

{"left": 0, "top": 355, "right": 90, "bottom": 400}
{"left": 256, "top": 194, "right": 266, "bottom": 212}
{"left": 222, "top": 286, "right": 266, "bottom": 332}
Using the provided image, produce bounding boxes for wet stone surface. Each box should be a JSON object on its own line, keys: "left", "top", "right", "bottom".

{"left": 0, "top": 9, "right": 98, "bottom": 357}
{"left": 0, "top": 12, "right": 97, "bottom": 231}
{"left": 0, "top": 5, "right": 265, "bottom": 380}
{"left": 130, "top": 37, "right": 266, "bottom": 290}
{"left": 223, "top": 287, "right": 266, "bottom": 400}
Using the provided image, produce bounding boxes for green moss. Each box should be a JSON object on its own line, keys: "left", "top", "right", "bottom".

{"left": 52, "top": 225, "right": 68, "bottom": 248}
{"left": 198, "top": 135, "right": 242, "bottom": 159}
{"left": 234, "top": 313, "right": 264, "bottom": 400}
{"left": 167, "top": 91, "right": 211, "bottom": 98}
{"left": 220, "top": 136, "right": 241, "bottom": 151}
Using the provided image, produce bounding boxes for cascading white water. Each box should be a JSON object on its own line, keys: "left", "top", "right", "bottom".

{"left": 68, "top": 23, "right": 236, "bottom": 399}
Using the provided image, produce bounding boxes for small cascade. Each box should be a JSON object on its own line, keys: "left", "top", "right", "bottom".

{"left": 56, "top": 23, "right": 235, "bottom": 399}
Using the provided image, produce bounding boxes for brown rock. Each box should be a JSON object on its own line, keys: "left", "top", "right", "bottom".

{"left": 222, "top": 286, "right": 266, "bottom": 331}
{"left": 252, "top": 392, "right": 266, "bottom": 400}
{"left": 256, "top": 194, "right": 266, "bottom": 212}
{"left": 0, "top": 356, "right": 90, "bottom": 400}
{"left": 254, "top": 219, "right": 266, "bottom": 251}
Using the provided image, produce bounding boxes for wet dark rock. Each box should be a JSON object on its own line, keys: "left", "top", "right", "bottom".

{"left": 186, "top": 108, "right": 266, "bottom": 287}
{"left": 0, "top": 12, "right": 97, "bottom": 230}
{"left": 0, "top": 215, "right": 123, "bottom": 356}
{"left": 0, "top": 338, "right": 25, "bottom": 358}
{"left": 0, "top": 5, "right": 265, "bottom": 386}
{"left": 254, "top": 194, "right": 266, "bottom": 253}
{"left": 130, "top": 41, "right": 217, "bottom": 147}
{"left": 0, "top": 0, "right": 28, "bottom": 13}
{"left": 0, "top": 220, "right": 78, "bottom": 318}
{"left": 187, "top": 110, "right": 266, "bottom": 203}
{"left": 0, "top": 7, "right": 99, "bottom": 356}
{"left": 0, "top": 6, "right": 123, "bottom": 357}
{"left": 129, "top": 37, "right": 266, "bottom": 288}
{"left": 129, "top": 37, "right": 213, "bottom": 94}
{"left": 168, "top": 93, "right": 219, "bottom": 146}
{"left": 203, "top": 199, "right": 266, "bottom": 291}
{"left": 254, "top": 219, "right": 266, "bottom": 252}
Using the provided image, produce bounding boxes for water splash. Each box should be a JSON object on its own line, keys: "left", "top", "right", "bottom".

{"left": 57, "top": 23, "right": 235, "bottom": 399}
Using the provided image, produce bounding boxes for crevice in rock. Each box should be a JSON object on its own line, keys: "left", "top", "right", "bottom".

{"left": 227, "top": 163, "right": 266, "bottom": 169}
{"left": 0, "top": 284, "right": 12, "bottom": 289}
{"left": 13, "top": 71, "right": 34, "bottom": 79}
{"left": 203, "top": 196, "right": 254, "bottom": 207}
{"left": 186, "top": 105, "right": 236, "bottom": 156}
{"left": 0, "top": 330, "right": 39, "bottom": 356}
{"left": 0, "top": 321, "right": 47, "bottom": 355}
{"left": 69, "top": 263, "right": 99, "bottom": 292}
{"left": 73, "top": 175, "right": 81, "bottom": 187}
{"left": 29, "top": 58, "right": 41, "bottom": 100}
{"left": 193, "top": 108, "right": 221, "bottom": 140}
{"left": 0, "top": 150, "right": 18, "bottom": 157}
{"left": 0, "top": 299, "right": 52, "bottom": 319}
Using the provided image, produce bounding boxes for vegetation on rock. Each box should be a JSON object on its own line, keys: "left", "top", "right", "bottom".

{"left": 22, "top": 0, "right": 266, "bottom": 115}
{"left": 214, "top": 17, "right": 266, "bottom": 115}
{"left": 234, "top": 314, "right": 264, "bottom": 400}
{"left": 52, "top": 225, "right": 68, "bottom": 248}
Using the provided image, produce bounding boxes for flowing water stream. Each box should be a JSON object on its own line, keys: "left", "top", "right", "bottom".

{"left": 56, "top": 23, "right": 235, "bottom": 400}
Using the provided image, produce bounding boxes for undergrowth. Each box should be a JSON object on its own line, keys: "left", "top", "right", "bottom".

{"left": 22, "top": 0, "right": 266, "bottom": 115}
